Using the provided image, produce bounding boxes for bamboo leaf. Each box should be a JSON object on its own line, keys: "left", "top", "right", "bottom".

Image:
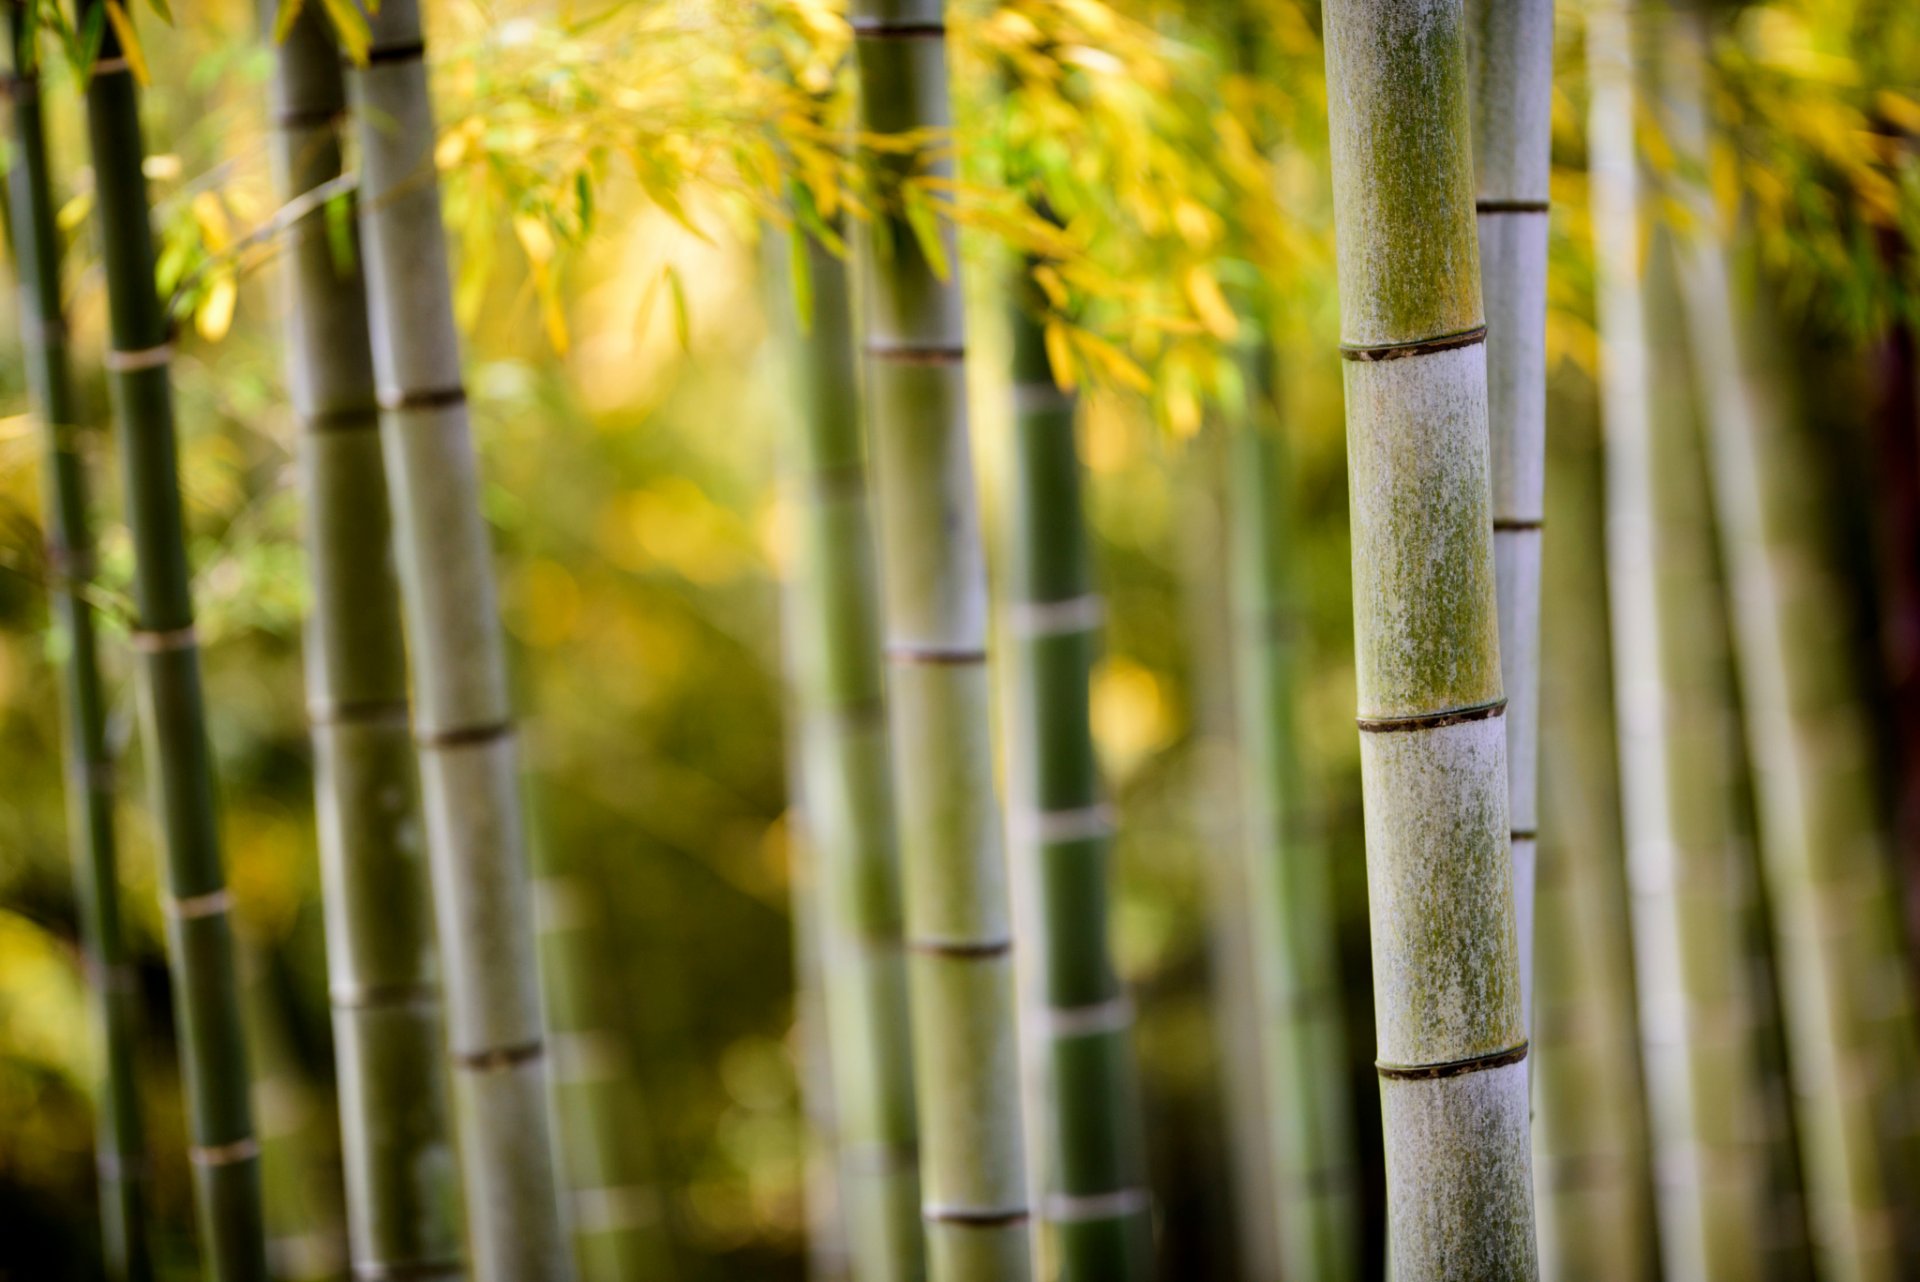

{"left": 195, "top": 271, "right": 236, "bottom": 343}
{"left": 319, "top": 0, "right": 369, "bottom": 64}
{"left": 272, "top": 0, "right": 306, "bottom": 45}
{"left": 666, "top": 265, "right": 691, "bottom": 352}
{"left": 102, "top": 1, "right": 148, "bottom": 86}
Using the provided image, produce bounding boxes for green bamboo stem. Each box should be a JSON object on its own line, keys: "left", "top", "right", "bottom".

{"left": 265, "top": 8, "right": 467, "bottom": 1279}
{"left": 344, "top": 3, "right": 571, "bottom": 1277}
{"left": 3, "top": 11, "right": 152, "bottom": 1278}
{"left": 533, "top": 862, "right": 677, "bottom": 1282}
{"left": 848, "top": 3, "right": 1032, "bottom": 1276}
{"left": 74, "top": 4, "right": 269, "bottom": 1276}
{"left": 1527, "top": 382, "right": 1657, "bottom": 1280}
{"left": 772, "top": 225, "right": 927, "bottom": 1282}
{"left": 1662, "top": 8, "right": 1920, "bottom": 1275}
{"left": 1320, "top": 0, "right": 1536, "bottom": 1274}
{"left": 1225, "top": 339, "right": 1358, "bottom": 1282}
{"left": 1465, "top": 0, "right": 1552, "bottom": 1027}
{"left": 1003, "top": 279, "right": 1151, "bottom": 1282}
{"left": 790, "top": 802, "right": 855, "bottom": 1282}
{"left": 1587, "top": 10, "right": 1771, "bottom": 1269}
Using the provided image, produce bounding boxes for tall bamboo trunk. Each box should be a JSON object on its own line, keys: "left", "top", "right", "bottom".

{"left": 74, "top": 5, "right": 269, "bottom": 1277}
{"left": 1587, "top": 9, "right": 1771, "bottom": 1268}
{"left": 1465, "top": 0, "right": 1552, "bottom": 1028}
{"left": 791, "top": 790, "right": 855, "bottom": 1282}
{"left": 533, "top": 855, "right": 676, "bottom": 1281}
{"left": 772, "top": 225, "right": 927, "bottom": 1282}
{"left": 1226, "top": 337, "right": 1358, "bottom": 1282}
{"left": 3, "top": 10, "right": 152, "bottom": 1278}
{"left": 266, "top": 8, "right": 466, "bottom": 1278}
{"left": 847, "top": 2, "right": 1032, "bottom": 1276}
{"left": 1663, "top": 8, "right": 1920, "bottom": 1276}
{"left": 1527, "top": 380, "right": 1657, "bottom": 1280}
{"left": 1320, "top": 0, "right": 1536, "bottom": 1274}
{"left": 1003, "top": 275, "right": 1151, "bottom": 1282}
{"left": 344, "top": 3, "right": 571, "bottom": 1277}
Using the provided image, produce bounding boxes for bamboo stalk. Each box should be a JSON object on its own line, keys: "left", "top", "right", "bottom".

{"left": 1662, "top": 7, "right": 1920, "bottom": 1275}
{"left": 73, "top": 4, "right": 270, "bottom": 1276}
{"left": 1225, "top": 337, "right": 1358, "bottom": 1282}
{"left": 265, "top": 7, "right": 466, "bottom": 1278}
{"left": 1527, "top": 381, "right": 1658, "bottom": 1281}
{"left": 1586, "top": 9, "right": 1771, "bottom": 1269}
{"left": 847, "top": 2, "right": 1032, "bottom": 1275}
{"left": 1319, "top": 0, "right": 1536, "bottom": 1274}
{"left": 2, "top": 10, "right": 152, "bottom": 1278}
{"left": 791, "top": 797, "right": 855, "bottom": 1282}
{"left": 772, "top": 224, "right": 927, "bottom": 1282}
{"left": 1003, "top": 276, "right": 1151, "bottom": 1282}
{"left": 344, "top": 3, "right": 571, "bottom": 1277}
{"left": 1465, "top": 0, "right": 1553, "bottom": 1028}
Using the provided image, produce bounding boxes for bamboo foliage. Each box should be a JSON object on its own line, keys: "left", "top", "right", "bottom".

{"left": 1226, "top": 339, "right": 1358, "bottom": 1282}
{"left": 74, "top": 3, "right": 271, "bottom": 1276}
{"left": 1587, "top": 8, "right": 1770, "bottom": 1269}
{"left": 3, "top": 8, "right": 152, "bottom": 1278}
{"left": 266, "top": 6, "right": 465, "bottom": 1278}
{"left": 773, "top": 225, "right": 927, "bottom": 1282}
{"left": 847, "top": 1, "right": 1032, "bottom": 1276}
{"left": 1663, "top": 7, "right": 1920, "bottom": 1276}
{"left": 1465, "top": 0, "right": 1552, "bottom": 1026}
{"left": 1003, "top": 281, "right": 1151, "bottom": 1282}
{"left": 344, "top": 2, "right": 571, "bottom": 1277}
{"left": 1319, "top": 0, "right": 1536, "bottom": 1274}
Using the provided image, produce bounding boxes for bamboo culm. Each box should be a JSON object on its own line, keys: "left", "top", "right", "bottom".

{"left": 345, "top": 2, "right": 572, "bottom": 1276}
{"left": 1319, "top": 0, "right": 1537, "bottom": 1274}
{"left": 848, "top": 1, "right": 1032, "bottom": 1275}
{"left": 266, "top": 6, "right": 465, "bottom": 1278}
{"left": 1664, "top": 6, "right": 1920, "bottom": 1275}
{"left": 3, "top": 9, "right": 153, "bottom": 1278}
{"left": 1004, "top": 279, "right": 1151, "bottom": 1281}
{"left": 74, "top": 3, "right": 270, "bottom": 1276}
{"left": 1587, "top": 10, "right": 1772, "bottom": 1269}
{"left": 772, "top": 225, "right": 927, "bottom": 1282}
{"left": 1465, "top": 0, "right": 1552, "bottom": 1031}
{"left": 1226, "top": 339, "right": 1358, "bottom": 1282}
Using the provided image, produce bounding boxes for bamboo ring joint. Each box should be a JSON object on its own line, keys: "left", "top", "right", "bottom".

{"left": 163, "top": 888, "right": 233, "bottom": 921}
{"left": 1375, "top": 1040, "right": 1529, "bottom": 1082}
{"left": 1044, "top": 1187, "right": 1150, "bottom": 1223}
{"left": 922, "top": 1203, "right": 1031, "bottom": 1227}
{"left": 189, "top": 1136, "right": 260, "bottom": 1167}
{"left": 1339, "top": 324, "right": 1487, "bottom": 364}
{"left": 105, "top": 343, "right": 173, "bottom": 373}
{"left": 1355, "top": 696, "right": 1506, "bottom": 734}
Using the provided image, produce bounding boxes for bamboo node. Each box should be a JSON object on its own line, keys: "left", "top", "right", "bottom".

{"left": 1044, "top": 1187, "right": 1150, "bottom": 1224}
{"left": 886, "top": 642, "right": 987, "bottom": 666}
{"left": 1008, "top": 593, "right": 1104, "bottom": 638}
{"left": 131, "top": 624, "right": 198, "bottom": 653}
{"left": 1511, "top": 828, "right": 1538, "bottom": 842}
{"left": 1339, "top": 324, "right": 1487, "bottom": 364}
{"left": 566, "top": 1183, "right": 662, "bottom": 1234}
{"left": 91, "top": 55, "right": 133, "bottom": 77}
{"left": 163, "top": 888, "right": 233, "bottom": 921}
{"left": 189, "top": 1136, "right": 261, "bottom": 1167}
{"left": 864, "top": 340, "right": 966, "bottom": 364}
{"left": 906, "top": 935, "right": 1013, "bottom": 958}
{"left": 452, "top": 1039, "right": 544, "bottom": 1073}
{"left": 1355, "top": 696, "right": 1506, "bottom": 734}
{"left": 379, "top": 385, "right": 468, "bottom": 413}
{"left": 1375, "top": 1040, "right": 1528, "bottom": 1081}
{"left": 1492, "top": 516, "right": 1544, "bottom": 531}
{"left": 414, "top": 720, "right": 514, "bottom": 749}
{"left": 364, "top": 41, "right": 428, "bottom": 66}
{"left": 849, "top": 19, "right": 948, "bottom": 38}
{"left": 104, "top": 342, "right": 173, "bottom": 373}
{"left": 1009, "top": 802, "right": 1113, "bottom": 847}
{"left": 1475, "top": 198, "right": 1551, "bottom": 214}
{"left": 922, "top": 1203, "right": 1031, "bottom": 1226}
{"left": 1038, "top": 994, "right": 1134, "bottom": 1039}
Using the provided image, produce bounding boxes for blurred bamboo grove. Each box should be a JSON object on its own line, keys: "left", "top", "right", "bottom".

{"left": 0, "top": 0, "right": 1915, "bottom": 1279}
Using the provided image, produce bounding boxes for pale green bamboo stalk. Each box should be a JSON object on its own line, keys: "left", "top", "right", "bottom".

{"left": 1003, "top": 278, "right": 1151, "bottom": 1282}
{"left": 1587, "top": 10, "right": 1770, "bottom": 1269}
{"left": 1528, "top": 384, "right": 1657, "bottom": 1281}
{"left": 1465, "top": 0, "right": 1552, "bottom": 1027}
{"left": 847, "top": 2, "right": 1031, "bottom": 1275}
{"left": 772, "top": 224, "right": 927, "bottom": 1282}
{"left": 74, "top": 4, "right": 269, "bottom": 1275}
{"left": 1662, "top": 8, "right": 1920, "bottom": 1276}
{"left": 3, "top": 10, "right": 152, "bottom": 1277}
{"left": 344, "top": 4, "right": 571, "bottom": 1277}
{"left": 1320, "top": 0, "right": 1536, "bottom": 1273}
{"left": 791, "top": 804, "right": 855, "bottom": 1282}
{"left": 1226, "top": 338, "right": 1358, "bottom": 1282}
{"left": 265, "top": 8, "right": 466, "bottom": 1278}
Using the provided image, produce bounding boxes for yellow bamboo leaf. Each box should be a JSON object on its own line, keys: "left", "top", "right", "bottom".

{"left": 1043, "top": 321, "right": 1078, "bottom": 392}
{"left": 1876, "top": 90, "right": 1920, "bottom": 136}
{"left": 197, "top": 272, "right": 237, "bottom": 343}
{"left": 103, "top": 2, "right": 149, "bottom": 86}
{"left": 513, "top": 215, "right": 556, "bottom": 266}
{"left": 272, "top": 0, "right": 305, "bottom": 43}
{"left": 1183, "top": 265, "right": 1238, "bottom": 340}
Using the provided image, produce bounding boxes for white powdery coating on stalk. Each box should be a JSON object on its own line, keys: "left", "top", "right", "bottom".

{"left": 1382, "top": 1060, "right": 1538, "bottom": 1279}
{"left": 1361, "top": 713, "right": 1522, "bottom": 1065}
{"left": 1466, "top": 0, "right": 1554, "bottom": 203}
{"left": 1481, "top": 216, "right": 1548, "bottom": 525}
{"left": 1346, "top": 343, "right": 1503, "bottom": 719}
